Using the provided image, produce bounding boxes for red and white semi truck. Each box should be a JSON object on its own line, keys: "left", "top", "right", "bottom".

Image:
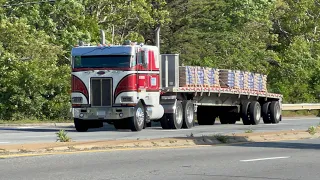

{"left": 70, "top": 31, "right": 282, "bottom": 132}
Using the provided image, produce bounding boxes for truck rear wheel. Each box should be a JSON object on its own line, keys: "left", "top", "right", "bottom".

{"left": 74, "top": 118, "right": 89, "bottom": 132}
{"left": 182, "top": 100, "right": 195, "bottom": 129}
{"left": 160, "top": 101, "right": 183, "bottom": 129}
{"left": 262, "top": 102, "right": 272, "bottom": 124}
{"left": 197, "top": 106, "right": 216, "bottom": 125}
{"left": 270, "top": 101, "right": 281, "bottom": 124}
{"left": 249, "top": 101, "right": 261, "bottom": 125}
{"left": 129, "top": 102, "right": 146, "bottom": 131}
{"left": 241, "top": 101, "right": 251, "bottom": 125}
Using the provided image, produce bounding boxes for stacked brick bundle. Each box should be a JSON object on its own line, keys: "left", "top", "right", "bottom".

{"left": 204, "top": 67, "right": 220, "bottom": 87}
{"left": 179, "top": 66, "right": 196, "bottom": 87}
{"left": 219, "top": 69, "right": 238, "bottom": 88}
{"left": 178, "top": 66, "right": 268, "bottom": 92}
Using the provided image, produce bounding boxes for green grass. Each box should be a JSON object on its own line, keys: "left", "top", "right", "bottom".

{"left": 245, "top": 129, "right": 254, "bottom": 133}
{"left": 56, "top": 129, "right": 72, "bottom": 142}
{"left": 307, "top": 126, "right": 317, "bottom": 135}
{"left": 282, "top": 110, "right": 320, "bottom": 117}
{"left": 0, "top": 119, "right": 72, "bottom": 124}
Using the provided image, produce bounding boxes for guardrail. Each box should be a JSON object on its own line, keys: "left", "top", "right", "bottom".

{"left": 282, "top": 104, "right": 320, "bottom": 111}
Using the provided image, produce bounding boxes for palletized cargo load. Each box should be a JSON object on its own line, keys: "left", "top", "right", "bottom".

{"left": 178, "top": 65, "right": 268, "bottom": 92}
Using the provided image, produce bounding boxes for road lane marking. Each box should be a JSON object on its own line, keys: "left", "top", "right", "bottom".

{"left": 24, "top": 135, "right": 53, "bottom": 138}
{"left": 240, "top": 156, "right": 290, "bottom": 162}
{"left": 16, "top": 127, "right": 38, "bottom": 129}
{"left": 0, "top": 142, "right": 9, "bottom": 144}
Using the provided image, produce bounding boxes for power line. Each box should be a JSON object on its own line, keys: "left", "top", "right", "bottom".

{"left": 2, "top": 0, "right": 56, "bottom": 8}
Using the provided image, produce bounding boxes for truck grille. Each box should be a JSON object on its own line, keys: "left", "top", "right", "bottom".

{"left": 91, "top": 78, "right": 112, "bottom": 107}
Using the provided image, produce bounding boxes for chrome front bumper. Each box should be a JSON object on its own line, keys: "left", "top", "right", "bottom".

{"left": 72, "top": 107, "right": 135, "bottom": 120}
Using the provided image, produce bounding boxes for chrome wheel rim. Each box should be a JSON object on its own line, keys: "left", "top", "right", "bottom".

{"left": 275, "top": 103, "right": 281, "bottom": 120}
{"left": 176, "top": 105, "right": 183, "bottom": 124}
{"left": 256, "top": 105, "right": 261, "bottom": 120}
{"left": 186, "top": 104, "right": 194, "bottom": 124}
{"left": 136, "top": 107, "right": 144, "bottom": 127}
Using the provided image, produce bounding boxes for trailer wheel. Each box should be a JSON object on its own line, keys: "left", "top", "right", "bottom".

{"left": 249, "top": 101, "right": 261, "bottom": 125}
{"left": 241, "top": 101, "right": 251, "bottom": 125}
{"left": 74, "top": 118, "right": 89, "bottom": 132}
{"left": 262, "top": 102, "right": 272, "bottom": 124}
{"left": 129, "top": 102, "right": 146, "bottom": 131}
{"left": 270, "top": 101, "right": 281, "bottom": 124}
{"left": 197, "top": 106, "right": 216, "bottom": 125}
{"left": 182, "top": 100, "right": 195, "bottom": 129}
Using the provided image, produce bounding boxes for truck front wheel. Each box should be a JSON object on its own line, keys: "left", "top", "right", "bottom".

{"left": 74, "top": 118, "right": 89, "bottom": 132}
{"left": 129, "top": 102, "right": 146, "bottom": 131}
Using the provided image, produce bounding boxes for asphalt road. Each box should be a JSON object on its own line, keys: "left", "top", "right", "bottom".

{"left": 1, "top": 138, "right": 320, "bottom": 180}
{"left": 0, "top": 117, "right": 320, "bottom": 145}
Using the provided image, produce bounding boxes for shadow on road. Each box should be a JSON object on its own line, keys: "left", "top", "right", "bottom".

{"left": 229, "top": 141, "right": 320, "bottom": 150}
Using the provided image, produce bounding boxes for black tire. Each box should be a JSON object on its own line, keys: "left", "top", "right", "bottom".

{"left": 160, "top": 114, "right": 170, "bottom": 129}
{"left": 160, "top": 101, "right": 183, "bottom": 129}
{"left": 241, "top": 101, "right": 251, "bottom": 125}
{"left": 74, "top": 118, "right": 89, "bottom": 132}
{"left": 249, "top": 101, "right": 261, "bottom": 125}
{"left": 129, "top": 102, "right": 146, "bottom": 131}
{"left": 182, "top": 100, "right": 195, "bottom": 129}
{"left": 270, "top": 101, "right": 281, "bottom": 124}
{"left": 197, "top": 106, "right": 216, "bottom": 125}
{"left": 262, "top": 102, "right": 272, "bottom": 124}
{"left": 169, "top": 101, "right": 183, "bottom": 129}
{"left": 219, "top": 113, "right": 229, "bottom": 124}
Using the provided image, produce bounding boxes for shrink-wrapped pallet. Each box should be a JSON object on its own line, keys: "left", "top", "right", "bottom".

{"left": 204, "top": 67, "right": 220, "bottom": 87}
{"left": 219, "top": 69, "right": 237, "bottom": 88}
{"left": 179, "top": 66, "right": 196, "bottom": 87}
{"left": 255, "top": 74, "right": 268, "bottom": 92}
{"left": 248, "top": 72, "right": 255, "bottom": 90}
{"left": 195, "top": 66, "right": 205, "bottom": 86}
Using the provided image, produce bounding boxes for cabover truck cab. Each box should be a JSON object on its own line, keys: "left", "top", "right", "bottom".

{"left": 71, "top": 41, "right": 164, "bottom": 132}
{"left": 71, "top": 34, "right": 283, "bottom": 132}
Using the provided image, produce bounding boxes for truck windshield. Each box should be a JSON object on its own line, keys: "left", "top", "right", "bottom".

{"left": 73, "top": 55, "right": 132, "bottom": 68}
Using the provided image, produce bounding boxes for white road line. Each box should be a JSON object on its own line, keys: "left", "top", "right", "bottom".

{"left": 240, "top": 156, "right": 290, "bottom": 162}
{"left": 24, "top": 135, "right": 53, "bottom": 138}
{"left": 16, "top": 126, "right": 38, "bottom": 129}
{"left": 0, "top": 142, "right": 9, "bottom": 144}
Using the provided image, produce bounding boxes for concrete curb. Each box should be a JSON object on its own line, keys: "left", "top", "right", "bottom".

{"left": 0, "top": 129, "right": 319, "bottom": 157}
{"left": 0, "top": 123, "right": 74, "bottom": 127}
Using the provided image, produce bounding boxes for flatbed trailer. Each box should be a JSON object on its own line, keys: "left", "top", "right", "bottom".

{"left": 70, "top": 30, "right": 283, "bottom": 132}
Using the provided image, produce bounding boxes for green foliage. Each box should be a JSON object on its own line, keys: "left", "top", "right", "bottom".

{"left": 245, "top": 129, "right": 254, "bottom": 133}
{"left": 307, "top": 126, "right": 317, "bottom": 135}
{"left": 56, "top": 129, "right": 72, "bottom": 142}
{"left": 0, "top": 0, "right": 319, "bottom": 121}
{"left": 213, "top": 134, "right": 229, "bottom": 143}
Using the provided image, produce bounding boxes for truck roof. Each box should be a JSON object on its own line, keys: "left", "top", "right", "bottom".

{"left": 71, "top": 44, "right": 159, "bottom": 57}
